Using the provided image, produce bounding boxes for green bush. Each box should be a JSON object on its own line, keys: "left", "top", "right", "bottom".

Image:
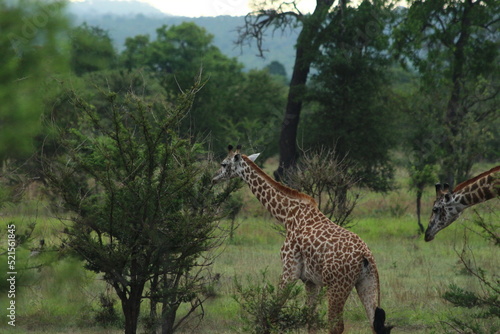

{"left": 233, "top": 270, "right": 325, "bottom": 334}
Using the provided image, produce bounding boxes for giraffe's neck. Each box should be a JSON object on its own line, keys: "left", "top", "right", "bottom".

{"left": 239, "top": 156, "right": 317, "bottom": 225}
{"left": 453, "top": 166, "right": 500, "bottom": 207}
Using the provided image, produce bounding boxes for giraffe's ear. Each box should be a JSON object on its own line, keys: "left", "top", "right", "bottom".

{"left": 436, "top": 183, "right": 450, "bottom": 198}
{"left": 247, "top": 153, "right": 260, "bottom": 162}
{"left": 435, "top": 183, "right": 442, "bottom": 195}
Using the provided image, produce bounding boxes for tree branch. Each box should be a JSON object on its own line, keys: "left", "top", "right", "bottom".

{"left": 235, "top": 4, "right": 303, "bottom": 57}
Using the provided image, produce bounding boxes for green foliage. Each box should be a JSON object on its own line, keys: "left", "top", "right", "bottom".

{"left": 265, "top": 61, "right": 287, "bottom": 78}
{"left": 148, "top": 23, "right": 222, "bottom": 88}
{"left": 0, "top": 0, "right": 69, "bottom": 159}
{"left": 443, "top": 284, "right": 484, "bottom": 309}
{"left": 304, "top": 0, "right": 397, "bottom": 191}
{"left": 120, "top": 22, "right": 286, "bottom": 156}
{"left": 441, "top": 113, "right": 493, "bottom": 184}
{"left": 0, "top": 186, "right": 8, "bottom": 209}
{"left": 392, "top": 0, "right": 500, "bottom": 185}
{"left": 41, "top": 76, "right": 239, "bottom": 334}
{"left": 94, "top": 292, "right": 121, "bottom": 328}
{"left": 441, "top": 210, "right": 500, "bottom": 334}
{"left": 121, "top": 34, "right": 150, "bottom": 72}
{"left": 234, "top": 270, "right": 324, "bottom": 334}
{"left": 38, "top": 69, "right": 165, "bottom": 160}
{"left": 223, "top": 191, "right": 244, "bottom": 241}
{"left": 0, "top": 161, "right": 29, "bottom": 209}
{"left": 122, "top": 22, "right": 242, "bottom": 97}
{"left": 408, "top": 164, "right": 436, "bottom": 191}
{"left": 218, "top": 69, "right": 286, "bottom": 159}
{"left": 442, "top": 283, "right": 500, "bottom": 333}
{"left": 393, "top": 1, "right": 499, "bottom": 83}
{"left": 70, "top": 23, "right": 117, "bottom": 76}
{"left": 400, "top": 75, "right": 442, "bottom": 180}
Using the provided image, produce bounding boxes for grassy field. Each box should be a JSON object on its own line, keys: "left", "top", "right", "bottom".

{"left": 0, "top": 164, "right": 498, "bottom": 333}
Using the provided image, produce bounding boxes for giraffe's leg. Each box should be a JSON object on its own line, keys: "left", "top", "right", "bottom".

{"left": 326, "top": 285, "right": 351, "bottom": 334}
{"left": 305, "top": 281, "right": 321, "bottom": 334}
{"left": 279, "top": 244, "right": 302, "bottom": 289}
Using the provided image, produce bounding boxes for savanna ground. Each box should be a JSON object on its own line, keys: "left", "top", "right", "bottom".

{"left": 0, "top": 161, "right": 498, "bottom": 334}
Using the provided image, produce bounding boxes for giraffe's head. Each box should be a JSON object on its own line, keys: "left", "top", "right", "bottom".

{"left": 424, "top": 183, "right": 462, "bottom": 242}
{"left": 212, "top": 145, "right": 260, "bottom": 184}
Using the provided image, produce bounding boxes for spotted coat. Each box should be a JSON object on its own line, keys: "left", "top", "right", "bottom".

{"left": 425, "top": 165, "right": 500, "bottom": 242}
{"left": 213, "top": 147, "right": 391, "bottom": 334}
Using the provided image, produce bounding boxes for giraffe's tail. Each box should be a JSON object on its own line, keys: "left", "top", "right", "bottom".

{"left": 373, "top": 307, "right": 393, "bottom": 334}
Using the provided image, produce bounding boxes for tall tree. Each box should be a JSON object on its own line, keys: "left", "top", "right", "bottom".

{"left": 266, "top": 60, "right": 288, "bottom": 78}
{"left": 237, "top": 0, "right": 337, "bottom": 180}
{"left": 0, "top": 0, "right": 69, "bottom": 160}
{"left": 121, "top": 22, "right": 287, "bottom": 156}
{"left": 70, "top": 23, "right": 117, "bottom": 76}
{"left": 303, "top": 0, "right": 396, "bottom": 191}
{"left": 393, "top": 0, "right": 500, "bottom": 186}
{"left": 121, "top": 34, "right": 150, "bottom": 72}
{"left": 404, "top": 97, "right": 440, "bottom": 233}
{"left": 42, "top": 78, "right": 237, "bottom": 334}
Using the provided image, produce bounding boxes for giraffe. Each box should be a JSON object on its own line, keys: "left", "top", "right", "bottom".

{"left": 212, "top": 145, "right": 392, "bottom": 334}
{"left": 425, "top": 165, "right": 500, "bottom": 242}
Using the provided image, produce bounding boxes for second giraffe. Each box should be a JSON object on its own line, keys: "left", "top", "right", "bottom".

{"left": 212, "top": 145, "right": 392, "bottom": 334}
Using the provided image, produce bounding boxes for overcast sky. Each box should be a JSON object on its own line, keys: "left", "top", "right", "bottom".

{"left": 71, "top": 1, "right": 407, "bottom": 17}
{"left": 133, "top": 0, "right": 316, "bottom": 17}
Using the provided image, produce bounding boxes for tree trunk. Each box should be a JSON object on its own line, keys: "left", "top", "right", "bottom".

{"left": 274, "top": 0, "right": 335, "bottom": 181}
{"left": 146, "top": 273, "right": 160, "bottom": 334}
{"left": 161, "top": 302, "right": 178, "bottom": 334}
{"left": 274, "top": 47, "right": 309, "bottom": 181}
{"left": 122, "top": 286, "right": 143, "bottom": 334}
{"left": 416, "top": 187, "right": 424, "bottom": 234}
{"left": 442, "top": 1, "right": 472, "bottom": 187}
{"left": 116, "top": 261, "right": 146, "bottom": 334}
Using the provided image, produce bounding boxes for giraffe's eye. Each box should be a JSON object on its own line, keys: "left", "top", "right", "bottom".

{"left": 221, "top": 163, "right": 227, "bottom": 168}
{"left": 432, "top": 207, "right": 439, "bottom": 213}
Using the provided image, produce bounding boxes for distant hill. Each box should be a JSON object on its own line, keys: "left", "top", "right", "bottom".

{"left": 67, "top": 0, "right": 166, "bottom": 17}
{"left": 66, "top": 1, "right": 298, "bottom": 75}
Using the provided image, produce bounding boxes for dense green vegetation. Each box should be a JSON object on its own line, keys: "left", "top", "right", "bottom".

{"left": 0, "top": 0, "right": 69, "bottom": 159}
{"left": 0, "top": 0, "right": 498, "bottom": 333}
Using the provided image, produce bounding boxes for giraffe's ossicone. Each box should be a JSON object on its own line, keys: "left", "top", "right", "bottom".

{"left": 213, "top": 145, "right": 392, "bottom": 334}
{"left": 425, "top": 165, "right": 500, "bottom": 242}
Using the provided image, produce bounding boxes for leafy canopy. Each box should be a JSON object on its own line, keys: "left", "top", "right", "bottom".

{"left": 42, "top": 76, "right": 238, "bottom": 334}
{"left": 0, "top": 0, "right": 69, "bottom": 159}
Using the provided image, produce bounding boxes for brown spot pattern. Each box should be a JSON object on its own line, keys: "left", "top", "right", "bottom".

{"left": 237, "top": 154, "right": 384, "bottom": 333}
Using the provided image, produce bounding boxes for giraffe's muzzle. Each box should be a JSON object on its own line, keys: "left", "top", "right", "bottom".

{"left": 424, "top": 229, "right": 435, "bottom": 242}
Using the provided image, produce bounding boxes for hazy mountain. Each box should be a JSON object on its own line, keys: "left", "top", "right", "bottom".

{"left": 67, "top": 0, "right": 166, "bottom": 17}
{"left": 66, "top": 1, "right": 298, "bottom": 74}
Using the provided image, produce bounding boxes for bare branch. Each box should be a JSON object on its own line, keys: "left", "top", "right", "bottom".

{"left": 235, "top": 5, "right": 303, "bottom": 57}
{"left": 285, "top": 146, "right": 360, "bottom": 227}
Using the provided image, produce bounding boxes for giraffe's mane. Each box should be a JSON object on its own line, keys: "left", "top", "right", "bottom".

{"left": 453, "top": 165, "right": 500, "bottom": 192}
{"left": 242, "top": 155, "right": 318, "bottom": 207}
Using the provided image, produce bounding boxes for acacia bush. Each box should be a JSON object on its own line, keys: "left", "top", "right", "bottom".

{"left": 41, "top": 77, "right": 239, "bottom": 334}
{"left": 234, "top": 270, "right": 325, "bottom": 334}
{"left": 441, "top": 208, "right": 500, "bottom": 334}
{"left": 285, "top": 147, "right": 360, "bottom": 227}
